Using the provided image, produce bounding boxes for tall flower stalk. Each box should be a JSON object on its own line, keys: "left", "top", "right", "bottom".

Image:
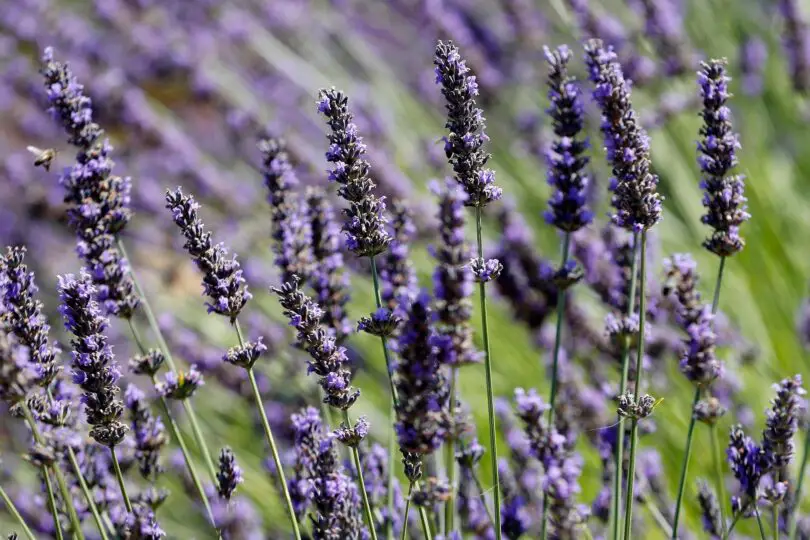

{"left": 541, "top": 44, "right": 593, "bottom": 538}
{"left": 585, "top": 39, "right": 663, "bottom": 540}
{"left": 0, "top": 480, "right": 36, "bottom": 540}
{"left": 166, "top": 188, "right": 302, "bottom": 540}
{"left": 434, "top": 39, "right": 504, "bottom": 538}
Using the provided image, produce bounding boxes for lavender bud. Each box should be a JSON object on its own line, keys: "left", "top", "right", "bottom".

{"left": 551, "top": 260, "right": 584, "bottom": 291}
{"left": 434, "top": 40, "right": 502, "bottom": 207}
{"left": 401, "top": 451, "right": 423, "bottom": 482}
{"left": 763, "top": 480, "right": 788, "bottom": 504}
{"left": 58, "top": 272, "right": 128, "bottom": 447}
{"left": 129, "top": 350, "right": 165, "bottom": 377}
{"left": 584, "top": 40, "right": 663, "bottom": 232}
{"left": 357, "top": 308, "right": 401, "bottom": 338}
{"left": 455, "top": 438, "right": 485, "bottom": 469}
{"left": 779, "top": 0, "right": 810, "bottom": 92}
{"left": 663, "top": 253, "right": 702, "bottom": 328}
{"left": 617, "top": 393, "right": 656, "bottom": 420}
{"left": 273, "top": 279, "right": 359, "bottom": 410}
{"left": 289, "top": 407, "right": 323, "bottom": 517}
{"left": 333, "top": 416, "right": 370, "bottom": 448}
{"left": 543, "top": 45, "right": 593, "bottom": 233}
{"left": 411, "top": 477, "right": 451, "bottom": 508}
{"left": 697, "top": 480, "right": 722, "bottom": 538}
{"left": 316, "top": 88, "right": 391, "bottom": 257}
{"left": 395, "top": 293, "right": 450, "bottom": 455}
{"left": 471, "top": 258, "right": 503, "bottom": 283}
{"left": 762, "top": 375, "right": 805, "bottom": 474}
{"left": 740, "top": 37, "right": 768, "bottom": 96}
{"left": 306, "top": 188, "right": 352, "bottom": 343}
{"left": 155, "top": 367, "right": 204, "bottom": 401}
{"left": 380, "top": 200, "right": 419, "bottom": 318}
{"left": 165, "top": 188, "right": 251, "bottom": 322}
{"left": 223, "top": 337, "right": 267, "bottom": 370}
{"left": 0, "top": 247, "right": 61, "bottom": 387}
{"left": 727, "top": 424, "right": 766, "bottom": 502}
{"left": 0, "top": 331, "right": 36, "bottom": 408}
{"left": 694, "top": 397, "right": 727, "bottom": 426}
{"left": 124, "top": 385, "right": 167, "bottom": 481}
{"left": 679, "top": 307, "right": 723, "bottom": 387}
{"left": 310, "top": 432, "right": 367, "bottom": 537}
{"left": 216, "top": 447, "right": 243, "bottom": 501}
{"left": 697, "top": 59, "right": 749, "bottom": 257}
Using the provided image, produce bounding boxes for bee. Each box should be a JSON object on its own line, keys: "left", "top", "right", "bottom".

{"left": 26, "top": 146, "right": 58, "bottom": 172}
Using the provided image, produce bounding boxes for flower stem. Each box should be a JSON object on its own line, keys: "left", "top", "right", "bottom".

{"left": 642, "top": 495, "right": 673, "bottom": 537}
{"left": 725, "top": 511, "right": 743, "bottom": 539}
{"left": 110, "top": 446, "right": 132, "bottom": 513}
{"left": 415, "top": 480, "right": 433, "bottom": 540}
{"left": 623, "top": 230, "right": 649, "bottom": 540}
{"left": 66, "top": 447, "right": 109, "bottom": 540}
{"left": 474, "top": 205, "right": 502, "bottom": 540}
{"left": 0, "top": 482, "right": 36, "bottom": 540}
{"left": 789, "top": 429, "right": 810, "bottom": 539}
{"left": 402, "top": 483, "right": 413, "bottom": 540}
{"left": 773, "top": 504, "right": 780, "bottom": 540}
{"left": 610, "top": 232, "right": 640, "bottom": 540}
{"left": 234, "top": 321, "right": 302, "bottom": 540}
{"left": 341, "top": 409, "right": 379, "bottom": 540}
{"left": 43, "top": 468, "right": 63, "bottom": 540}
{"left": 20, "top": 402, "right": 83, "bottom": 539}
{"left": 445, "top": 368, "right": 458, "bottom": 537}
{"left": 755, "top": 506, "right": 767, "bottom": 540}
{"left": 118, "top": 239, "right": 218, "bottom": 484}
{"left": 542, "top": 232, "right": 572, "bottom": 539}
{"left": 149, "top": 374, "right": 218, "bottom": 530}
{"left": 711, "top": 256, "right": 726, "bottom": 315}
{"left": 671, "top": 388, "right": 701, "bottom": 539}
{"left": 470, "top": 469, "right": 496, "bottom": 526}
{"left": 710, "top": 422, "right": 728, "bottom": 538}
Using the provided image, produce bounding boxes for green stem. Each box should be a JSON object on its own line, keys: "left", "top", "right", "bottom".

{"left": 342, "top": 409, "right": 379, "bottom": 540}
{"left": 470, "top": 469, "right": 496, "bottom": 526}
{"left": 623, "top": 230, "right": 649, "bottom": 540}
{"left": 711, "top": 257, "right": 726, "bottom": 315}
{"left": 474, "top": 205, "right": 502, "bottom": 540}
{"left": 671, "top": 388, "right": 701, "bottom": 539}
{"left": 0, "top": 482, "right": 36, "bottom": 540}
{"left": 149, "top": 376, "right": 217, "bottom": 530}
{"left": 110, "top": 446, "right": 132, "bottom": 513}
{"left": 118, "top": 239, "right": 218, "bottom": 484}
{"left": 789, "top": 429, "right": 810, "bottom": 539}
{"left": 642, "top": 495, "right": 673, "bottom": 537}
{"left": 773, "top": 504, "right": 780, "bottom": 540}
{"left": 386, "top": 405, "right": 396, "bottom": 540}
{"left": 20, "top": 403, "right": 83, "bottom": 539}
{"left": 445, "top": 369, "right": 458, "bottom": 537}
{"left": 415, "top": 480, "right": 433, "bottom": 540}
{"left": 725, "top": 511, "right": 743, "bottom": 539}
{"left": 610, "top": 233, "right": 640, "bottom": 540}
{"left": 66, "top": 448, "right": 109, "bottom": 540}
{"left": 755, "top": 507, "right": 767, "bottom": 540}
{"left": 401, "top": 483, "right": 413, "bottom": 540}
{"left": 43, "top": 468, "right": 64, "bottom": 540}
{"left": 710, "top": 423, "right": 728, "bottom": 538}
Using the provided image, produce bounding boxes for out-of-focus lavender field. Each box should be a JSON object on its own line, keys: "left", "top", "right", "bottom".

{"left": 2, "top": 0, "right": 810, "bottom": 538}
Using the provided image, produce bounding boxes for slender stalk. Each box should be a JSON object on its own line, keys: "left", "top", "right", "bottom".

{"left": 66, "top": 448, "right": 109, "bottom": 540}
{"left": 474, "top": 205, "right": 502, "bottom": 540}
{"left": 341, "top": 409, "right": 378, "bottom": 540}
{"left": 671, "top": 388, "right": 701, "bottom": 539}
{"left": 386, "top": 405, "right": 396, "bottom": 540}
{"left": 789, "top": 429, "right": 810, "bottom": 539}
{"left": 149, "top": 374, "right": 217, "bottom": 529}
{"left": 772, "top": 504, "right": 780, "bottom": 540}
{"left": 20, "top": 402, "right": 83, "bottom": 539}
{"left": 0, "top": 482, "right": 36, "bottom": 540}
{"left": 623, "top": 230, "right": 649, "bottom": 540}
{"left": 711, "top": 257, "right": 726, "bottom": 314}
{"left": 470, "top": 469, "right": 496, "bottom": 526}
{"left": 710, "top": 423, "right": 728, "bottom": 538}
{"left": 415, "top": 480, "right": 433, "bottom": 540}
{"left": 43, "top": 468, "right": 64, "bottom": 540}
{"left": 110, "top": 446, "right": 132, "bottom": 513}
{"left": 118, "top": 239, "right": 218, "bottom": 483}
{"left": 444, "top": 368, "right": 458, "bottom": 537}
{"left": 610, "top": 232, "right": 640, "bottom": 540}
{"left": 402, "top": 483, "right": 413, "bottom": 540}
{"left": 368, "top": 256, "right": 399, "bottom": 404}
{"left": 725, "top": 511, "right": 743, "bottom": 539}
{"left": 642, "top": 495, "right": 674, "bottom": 537}
{"left": 755, "top": 507, "right": 767, "bottom": 540}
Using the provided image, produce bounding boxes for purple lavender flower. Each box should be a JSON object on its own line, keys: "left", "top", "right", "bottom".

{"left": 663, "top": 253, "right": 702, "bottom": 327}
{"left": 779, "top": 0, "right": 810, "bottom": 92}
{"left": 217, "top": 447, "right": 243, "bottom": 501}
{"left": 0, "top": 330, "right": 36, "bottom": 407}
{"left": 223, "top": 337, "right": 267, "bottom": 370}
{"left": 0, "top": 246, "right": 60, "bottom": 386}
{"left": 41, "top": 48, "right": 138, "bottom": 319}
{"left": 363, "top": 443, "right": 406, "bottom": 536}
{"left": 380, "top": 200, "right": 418, "bottom": 317}
{"left": 58, "top": 271, "right": 128, "bottom": 447}
{"left": 310, "top": 432, "right": 367, "bottom": 538}
{"left": 584, "top": 40, "right": 663, "bottom": 232}
{"left": 273, "top": 279, "right": 359, "bottom": 411}
{"left": 316, "top": 88, "right": 391, "bottom": 257}
{"left": 115, "top": 503, "right": 166, "bottom": 539}
{"left": 165, "top": 188, "right": 251, "bottom": 322}
{"left": 124, "top": 385, "right": 167, "bottom": 481}
{"left": 762, "top": 375, "right": 805, "bottom": 477}
{"left": 499, "top": 460, "right": 530, "bottom": 539}
{"left": 395, "top": 292, "right": 450, "bottom": 455}
{"left": 471, "top": 258, "right": 503, "bottom": 283}
{"left": 129, "top": 350, "right": 166, "bottom": 378}
{"left": 155, "top": 366, "right": 204, "bottom": 400}
{"left": 306, "top": 188, "right": 352, "bottom": 343}
{"left": 260, "top": 136, "right": 313, "bottom": 284}
{"left": 543, "top": 45, "right": 593, "bottom": 233}
{"left": 357, "top": 307, "right": 401, "bottom": 338}
{"left": 727, "top": 424, "right": 767, "bottom": 507}
{"left": 431, "top": 181, "right": 480, "bottom": 367}
{"left": 740, "top": 38, "right": 768, "bottom": 96}
{"left": 697, "top": 480, "right": 722, "bottom": 538}
{"left": 629, "top": 0, "right": 686, "bottom": 75}
{"left": 288, "top": 407, "right": 322, "bottom": 518}
{"left": 434, "top": 40, "right": 502, "bottom": 207}
{"left": 333, "top": 416, "right": 369, "bottom": 448}
{"left": 697, "top": 59, "right": 749, "bottom": 257}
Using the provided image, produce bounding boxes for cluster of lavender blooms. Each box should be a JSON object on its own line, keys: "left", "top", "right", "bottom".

{"left": 1, "top": 3, "right": 810, "bottom": 538}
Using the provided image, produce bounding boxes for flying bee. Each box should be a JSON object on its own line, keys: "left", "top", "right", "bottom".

{"left": 26, "top": 146, "right": 58, "bottom": 172}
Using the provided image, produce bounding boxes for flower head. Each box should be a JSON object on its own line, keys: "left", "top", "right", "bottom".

{"left": 584, "top": 40, "right": 663, "bottom": 232}
{"left": 124, "top": 384, "right": 167, "bottom": 481}
{"left": 223, "top": 337, "right": 266, "bottom": 370}
{"left": 165, "top": 188, "right": 251, "bottom": 322}
{"left": 380, "top": 200, "right": 419, "bottom": 318}
{"left": 333, "top": 416, "right": 369, "bottom": 448}
{"left": 216, "top": 447, "right": 243, "bottom": 501}
{"left": 762, "top": 375, "right": 805, "bottom": 474}
{"left": 697, "top": 59, "right": 749, "bottom": 257}
{"left": 434, "top": 40, "right": 502, "bottom": 207}
{"left": 727, "top": 424, "right": 767, "bottom": 502}
{"left": 155, "top": 367, "right": 204, "bottom": 400}
{"left": 697, "top": 480, "right": 722, "bottom": 537}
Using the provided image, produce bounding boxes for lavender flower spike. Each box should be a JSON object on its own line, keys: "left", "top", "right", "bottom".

{"left": 58, "top": 271, "right": 128, "bottom": 447}
{"left": 727, "top": 424, "right": 766, "bottom": 512}
{"left": 762, "top": 375, "right": 805, "bottom": 477}
{"left": 0, "top": 247, "right": 60, "bottom": 387}
{"left": 434, "top": 40, "right": 502, "bottom": 207}
{"left": 584, "top": 39, "right": 663, "bottom": 232}
{"left": 125, "top": 384, "right": 167, "bottom": 481}
{"left": 316, "top": 88, "right": 391, "bottom": 257}
{"left": 165, "top": 188, "right": 251, "bottom": 322}
{"left": 697, "top": 59, "right": 750, "bottom": 257}
{"left": 543, "top": 45, "right": 593, "bottom": 233}
{"left": 216, "top": 447, "right": 244, "bottom": 502}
